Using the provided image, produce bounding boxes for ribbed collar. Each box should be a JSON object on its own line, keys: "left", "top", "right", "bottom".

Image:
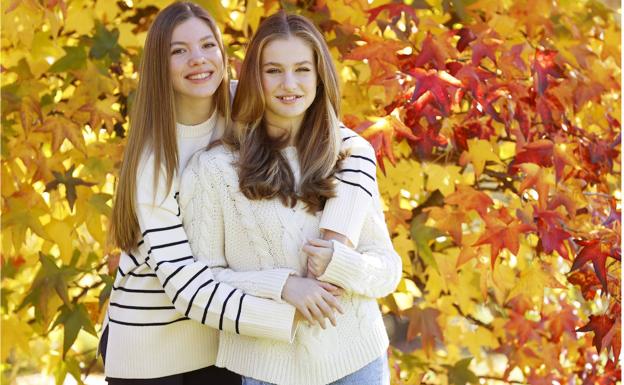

{"left": 176, "top": 109, "right": 218, "bottom": 138}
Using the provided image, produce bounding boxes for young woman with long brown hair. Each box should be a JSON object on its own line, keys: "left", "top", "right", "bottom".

{"left": 102, "top": 2, "right": 378, "bottom": 384}
{"left": 180, "top": 11, "right": 401, "bottom": 385}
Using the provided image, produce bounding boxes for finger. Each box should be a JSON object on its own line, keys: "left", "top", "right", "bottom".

{"left": 308, "top": 238, "right": 332, "bottom": 247}
{"left": 318, "top": 281, "right": 340, "bottom": 293}
{"left": 302, "top": 244, "right": 321, "bottom": 256}
{"left": 307, "top": 302, "right": 326, "bottom": 329}
{"left": 307, "top": 261, "right": 318, "bottom": 277}
{"left": 298, "top": 306, "right": 315, "bottom": 325}
{"left": 321, "top": 291, "right": 344, "bottom": 315}
{"left": 316, "top": 298, "right": 337, "bottom": 327}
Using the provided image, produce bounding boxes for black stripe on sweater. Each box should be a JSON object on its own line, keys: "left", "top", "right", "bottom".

{"left": 342, "top": 135, "right": 357, "bottom": 142}
{"left": 128, "top": 253, "right": 140, "bottom": 266}
{"left": 108, "top": 317, "right": 189, "bottom": 327}
{"left": 155, "top": 255, "right": 194, "bottom": 267}
{"left": 137, "top": 240, "right": 145, "bottom": 247}
{"left": 172, "top": 266, "right": 208, "bottom": 304}
{"left": 127, "top": 271, "right": 157, "bottom": 278}
{"left": 118, "top": 266, "right": 125, "bottom": 277}
{"left": 109, "top": 302, "right": 175, "bottom": 310}
{"left": 148, "top": 239, "right": 189, "bottom": 254}
{"left": 186, "top": 279, "right": 214, "bottom": 317}
{"left": 142, "top": 224, "right": 183, "bottom": 237}
{"left": 335, "top": 177, "right": 373, "bottom": 197}
{"left": 235, "top": 294, "right": 246, "bottom": 334}
{"left": 219, "top": 289, "right": 237, "bottom": 330}
{"left": 112, "top": 286, "right": 165, "bottom": 293}
{"left": 349, "top": 154, "right": 376, "bottom": 167}
{"left": 337, "top": 168, "right": 375, "bottom": 182}
{"left": 162, "top": 265, "right": 185, "bottom": 288}
{"left": 203, "top": 283, "right": 220, "bottom": 324}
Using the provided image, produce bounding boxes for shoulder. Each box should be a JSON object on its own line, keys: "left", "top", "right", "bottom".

{"left": 338, "top": 125, "right": 376, "bottom": 163}
{"left": 185, "top": 145, "right": 237, "bottom": 181}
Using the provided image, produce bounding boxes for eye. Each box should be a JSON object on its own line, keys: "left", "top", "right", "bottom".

{"left": 203, "top": 42, "right": 216, "bottom": 49}
{"left": 296, "top": 67, "right": 311, "bottom": 72}
{"left": 265, "top": 68, "right": 281, "bottom": 74}
{"left": 171, "top": 48, "right": 185, "bottom": 55}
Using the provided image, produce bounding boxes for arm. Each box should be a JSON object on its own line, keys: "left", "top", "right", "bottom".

{"left": 135, "top": 153, "right": 296, "bottom": 342}
{"left": 319, "top": 127, "right": 378, "bottom": 247}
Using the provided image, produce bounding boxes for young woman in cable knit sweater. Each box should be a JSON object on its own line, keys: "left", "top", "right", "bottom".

{"left": 180, "top": 11, "right": 402, "bottom": 385}
{"left": 102, "top": 3, "right": 377, "bottom": 384}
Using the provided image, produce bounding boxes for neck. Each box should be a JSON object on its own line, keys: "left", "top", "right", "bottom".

{"left": 264, "top": 112, "right": 303, "bottom": 145}
{"left": 175, "top": 95, "right": 215, "bottom": 125}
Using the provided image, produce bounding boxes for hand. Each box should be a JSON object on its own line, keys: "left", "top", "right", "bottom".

{"left": 281, "top": 276, "right": 344, "bottom": 329}
{"left": 303, "top": 238, "right": 334, "bottom": 278}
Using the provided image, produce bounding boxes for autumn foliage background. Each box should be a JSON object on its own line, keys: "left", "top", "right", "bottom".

{"left": 1, "top": 0, "right": 621, "bottom": 384}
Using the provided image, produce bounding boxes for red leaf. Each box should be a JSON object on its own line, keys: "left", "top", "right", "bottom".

{"left": 445, "top": 185, "right": 493, "bottom": 217}
{"left": 407, "top": 307, "right": 443, "bottom": 356}
{"left": 567, "top": 266, "right": 602, "bottom": 300}
{"left": 577, "top": 314, "right": 615, "bottom": 353}
{"left": 411, "top": 33, "right": 451, "bottom": 70}
{"left": 534, "top": 209, "right": 571, "bottom": 260}
{"left": 532, "top": 49, "right": 564, "bottom": 95}
{"left": 512, "top": 139, "right": 554, "bottom": 169}
{"left": 408, "top": 68, "right": 462, "bottom": 116}
{"left": 571, "top": 239, "right": 612, "bottom": 292}
{"left": 367, "top": 3, "right": 418, "bottom": 24}
{"left": 455, "top": 28, "right": 476, "bottom": 52}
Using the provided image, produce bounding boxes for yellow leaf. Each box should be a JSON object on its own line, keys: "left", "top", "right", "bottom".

{"left": 463, "top": 326, "right": 499, "bottom": 358}
{"left": 243, "top": 0, "right": 263, "bottom": 36}
{"left": 378, "top": 158, "right": 424, "bottom": 198}
{"left": 86, "top": 213, "right": 105, "bottom": 246}
{"left": 64, "top": 1, "right": 94, "bottom": 35}
{"left": 506, "top": 260, "right": 565, "bottom": 308}
{"left": 44, "top": 219, "right": 74, "bottom": 263}
{"left": 460, "top": 139, "right": 502, "bottom": 178}
{"left": 1, "top": 316, "right": 31, "bottom": 360}
{"left": 423, "top": 163, "right": 462, "bottom": 196}
{"left": 392, "top": 225, "right": 415, "bottom": 275}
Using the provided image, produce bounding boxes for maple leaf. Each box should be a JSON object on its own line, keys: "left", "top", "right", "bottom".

{"left": 455, "top": 28, "right": 476, "bottom": 52}
{"left": 36, "top": 115, "right": 87, "bottom": 153}
{"left": 407, "top": 306, "right": 443, "bottom": 356}
{"left": 532, "top": 49, "right": 564, "bottom": 95}
{"left": 534, "top": 208, "right": 571, "bottom": 259}
{"left": 367, "top": 3, "right": 418, "bottom": 25}
{"left": 410, "top": 33, "right": 452, "bottom": 70}
{"left": 445, "top": 185, "right": 493, "bottom": 217}
{"left": 426, "top": 206, "right": 466, "bottom": 245}
{"left": 408, "top": 68, "right": 462, "bottom": 116}
{"left": 547, "top": 302, "right": 578, "bottom": 343}
{"left": 511, "top": 139, "right": 554, "bottom": 169}
{"left": 452, "top": 120, "right": 494, "bottom": 152}
{"left": 443, "top": 357, "right": 478, "bottom": 385}
{"left": 570, "top": 239, "right": 613, "bottom": 292}
{"left": 45, "top": 165, "right": 96, "bottom": 210}
{"left": 567, "top": 266, "right": 602, "bottom": 300}
{"left": 473, "top": 208, "right": 534, "bottom": 267}
{"left": 459, "top": 138, "right": 502, "bottom": 178}
{"left": 576, "top": 314, "right": 615, "bottom": 353}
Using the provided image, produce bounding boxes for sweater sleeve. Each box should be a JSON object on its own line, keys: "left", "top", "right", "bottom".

{"left": 318, "top": 169, "right": 402, "bottom": 299}
{"left": 319, "top": 126, "right": 377, "bottom": 247}
{"left": 135, "top": 153, "right": 296, "bottom": 343}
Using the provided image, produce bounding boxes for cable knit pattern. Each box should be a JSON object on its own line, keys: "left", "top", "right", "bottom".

{"left": 180, "top": 145, "right": 402, "bottom": 385}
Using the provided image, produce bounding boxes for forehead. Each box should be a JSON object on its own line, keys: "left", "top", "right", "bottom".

{"left": 171, "top": 17, "right": 214, "bottom": 43}
{"left": 261, "top": 36, "right": 314, "bottom": 65}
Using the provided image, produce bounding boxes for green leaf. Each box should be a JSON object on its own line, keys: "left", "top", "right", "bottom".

{"left": 445, "top": 357, "right": 478, "bottom": 385}
{"left": 90, "top": 22, "right": 121, "bottom": 61}
{"left": 49, "top": 46, "right": 88, "bottom": 73}
{"left": 53, "top": 304, "right": 97, "bottom": 358}
{"left": 411, "top": 212, "right": 444, "bottom": 271}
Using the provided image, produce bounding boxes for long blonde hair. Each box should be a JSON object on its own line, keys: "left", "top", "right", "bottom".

{"left": 229, "top": 11, "right": 341, "bottom": 212}
{"left": 111, "top": 2, "right": 230, "bottom": 251}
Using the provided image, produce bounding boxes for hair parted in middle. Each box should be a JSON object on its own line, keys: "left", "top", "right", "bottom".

{"left": 229, "top": 11, "right": 342, "bottom": 213}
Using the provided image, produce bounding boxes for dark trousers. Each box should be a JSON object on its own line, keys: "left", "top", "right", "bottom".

{"left": 100, "top": 326, "right": 241, "bottom": 385}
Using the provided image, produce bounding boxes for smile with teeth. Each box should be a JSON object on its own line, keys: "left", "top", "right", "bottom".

{"left": 276, "top": 95, "right": 302, "bottom": 102}
{"left": 186, "top": 71, "right": 213, "bottom": 80}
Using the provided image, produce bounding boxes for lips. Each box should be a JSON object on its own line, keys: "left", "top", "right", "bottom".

{"left": 185, "top": 71, "right": 214, "bottom": 80}
{"left": 276, "top": 95, "right": 303, "bottom": 102}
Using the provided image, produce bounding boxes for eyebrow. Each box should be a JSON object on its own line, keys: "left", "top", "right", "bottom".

{"left": 262, "top": 61, "right": 314, "bottom": 67}
{"left": 170, "top": 35, "right": 215, "bottom": 46}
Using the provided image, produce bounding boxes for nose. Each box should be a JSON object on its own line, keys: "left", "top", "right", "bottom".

{"left": 188, "top": 50, "right": 207, "bottom": 66}
{"left": 282, "top": 71, "right": 297, "bottom": 90}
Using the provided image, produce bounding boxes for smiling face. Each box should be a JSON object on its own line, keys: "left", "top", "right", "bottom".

{"left": 169, "top": 17, "right": 224, "bottom": 107}
{"left": 260, "top": 36, "right": 318, "bottom": 135}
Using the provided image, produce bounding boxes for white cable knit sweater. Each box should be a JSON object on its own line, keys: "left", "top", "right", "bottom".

{"left": 180, "top": 144, "right": 402, "bottom": 385}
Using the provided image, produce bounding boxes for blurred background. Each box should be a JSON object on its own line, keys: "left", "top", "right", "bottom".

{"left": 1, "top": 0, "right": 621, "bottom": 384}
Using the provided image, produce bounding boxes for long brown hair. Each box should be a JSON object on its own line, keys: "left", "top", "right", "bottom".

{"left": 229, "top": 11, "right": 341, "bottom": 212}
{"left": 110, "top": 2, "right": 230, "bottom": 251}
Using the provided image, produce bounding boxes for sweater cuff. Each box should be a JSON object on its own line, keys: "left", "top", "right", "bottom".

{"left": 318, "top": 240, "right": 360, "bottom": 288}
{"left": 319, "top": 191, "right": 369, "bottom": 247}
{"left": 253, "top": 268, "right": 298, "bottom": 303}
{"left": 239, "top": 298, "right": 297, "bottom": 343}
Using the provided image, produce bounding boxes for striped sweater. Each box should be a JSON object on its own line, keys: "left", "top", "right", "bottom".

{"left": 101, "top": 111, "right": 379, "bottom": 379}
{"left": 180, "top": 142, "right": 401, "bottom": 385}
